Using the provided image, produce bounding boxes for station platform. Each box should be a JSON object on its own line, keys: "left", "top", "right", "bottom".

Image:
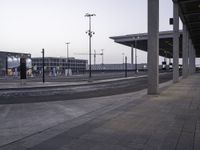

{"left": 0, "top": 73, "right": 199, "bottom": 150}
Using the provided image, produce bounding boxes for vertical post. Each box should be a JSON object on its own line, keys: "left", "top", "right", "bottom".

{"left": 89, "top": 16, "right": 92, "bottom": 79}
{"left": 65, "top": 42, "right": 70, "bottom": 76}
{"left": 173, "top": 2, "right": 179, "bottom": 83}
{"left": 147, "top": 0, "right": 159, "bottom": 94}
{"left": 5, "top": 56, "right": 8, "bottom": 76}
{"left": 67, "top": 43, "right": 69, "bottom": 58}
{"left": 42, "top": 48, "right": 45, "bottom": 83}
{"left": 131, "top": 45, "right": 134, "bottom": 70}
{"left": 20, "top": 57, "right": 27, "bottom": 80}
{"left": 85, "top": 13, "right": 95, "bottom": 80}
{"left": 182, "top": 24, "right": 189, "bottom": 78}
{"left": 135, "top": 40, "right": 137, "bottom": 73}
{"left": 189, "top": 39, "right": 193, "bottom": 75}
{"left": 193, "top": 45, "right": 196, "bottom": 73}
{"left": 191, "top": 44, "right": 196, "bottom": 74}
{"left": 125, "top": 56, "right": 127, "bottom": 77}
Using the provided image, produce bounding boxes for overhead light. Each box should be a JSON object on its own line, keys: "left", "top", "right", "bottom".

{"left": 198, "top": 4, "right": 200, "bottom": 8}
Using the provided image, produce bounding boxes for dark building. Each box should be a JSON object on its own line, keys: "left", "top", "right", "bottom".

{"left": 0, "top": 51, "right": 31, "bottom": 76}
{"left": 32, "top": 57, "right": 87, "bottom": 76}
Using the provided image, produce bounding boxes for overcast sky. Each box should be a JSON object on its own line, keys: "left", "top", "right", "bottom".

{"left": 0, "top": 0, "right": 175, "bottom": 64}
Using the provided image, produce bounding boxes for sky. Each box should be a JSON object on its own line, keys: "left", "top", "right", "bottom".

{"left": 0, "top": 0, "right": 175, "bottom": 64}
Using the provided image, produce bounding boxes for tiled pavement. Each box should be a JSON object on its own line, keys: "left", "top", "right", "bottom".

{"left": 1, "top": 74, "right": 200, "bottom": 150}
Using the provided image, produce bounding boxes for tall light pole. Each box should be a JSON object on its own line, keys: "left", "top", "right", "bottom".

{"left": 42, "top": 48, "right": 45, "bottom": 83}
{"left": 85, "top": 13, "right": 96, "bottom": 79}
{"left": 65, "top": 42, "right": 70, "bottom": 76}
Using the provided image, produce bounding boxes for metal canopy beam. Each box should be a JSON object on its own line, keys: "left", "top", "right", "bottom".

{"left": 174, "top": 0, "right": 200, "bottom": 52}
{"left": 110, "top": 31, "right": 183, "bottom": 58}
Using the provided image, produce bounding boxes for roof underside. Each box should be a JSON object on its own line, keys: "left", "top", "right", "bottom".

{"left": 111, "top": 0, "right": 200, "bottom": 58}
{"left": 110, "top": 31, "right": 182, "bottom": 58}
{"left": 175, "top": 0, "right": 200, "bottom": 56}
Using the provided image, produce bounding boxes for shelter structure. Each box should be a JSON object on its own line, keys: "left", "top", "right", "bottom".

{"left": 111, "top": 0, "right": 199, "bottom": 94}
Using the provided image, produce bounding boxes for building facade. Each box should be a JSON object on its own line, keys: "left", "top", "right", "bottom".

{"left": 32, "top": 57, "right": 87, "bottom": 76}
{"left": 0, "top": 51, "right": 32, "bottom": 76}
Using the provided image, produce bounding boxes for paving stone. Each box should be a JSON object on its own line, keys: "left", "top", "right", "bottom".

{"left": 159, "top": 131, "right": 180, "bottom": 150}
{"left": 90, "top": 143, "right": 133, "bottom": 150}
{"left": 59, "top": 139, "right": 95, "bottom": 150}
{"left": 2, "top": 74, "right": 200, "bottom": 150}
{"left": 176, "top": 132, "right": 194, "bottom": 150}
{"left": 27, "top": 132, "right": 76, "bottom": 150}
{"left": 194, "top": 128, "right": 200, "bottom": 150}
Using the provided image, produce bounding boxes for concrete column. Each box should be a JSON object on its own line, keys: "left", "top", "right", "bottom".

{"left": 182, "top": 24, "right": 189, "bottom": 78}
{"left": 173, "top": 2, "right": 179, "bottom": 83}
{"left": 131, "top": 45, "right": 134, "bottom": 69}
{"left": 147, "top": 0, "right": 159, "bottom": 94}
{"left": 192, "top": 45, "right": 196, "bottom": 73}
{"left": 194, "top": 47, "right": 196, "bottom": 73}
{"left": 189, "top": 39, "right": 193, "bottom": 74}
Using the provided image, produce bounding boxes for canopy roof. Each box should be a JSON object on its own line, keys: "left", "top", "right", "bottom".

{"left": 174, "top": 0, "right": 200, "bottom": 56}
{"left": 110, "top": 31, "right": 183, "bottom": 58}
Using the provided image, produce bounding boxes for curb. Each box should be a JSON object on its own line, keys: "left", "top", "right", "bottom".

{"left": 0, "top": 75, "right": 147, "bottom": 91}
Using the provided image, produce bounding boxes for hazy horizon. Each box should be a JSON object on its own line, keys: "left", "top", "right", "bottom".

{"left": 0, "top": 0, "right": 177, "bottom": 64}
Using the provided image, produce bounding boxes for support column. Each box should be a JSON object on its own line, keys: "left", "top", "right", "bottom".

{"left": 173, "top": 2, "right": 179, "bottom": 83}
{"left": 189, "top": 39, "right": 193, "bottom": 75}
{"left": 192, "top": 45, "right": 196, "bottom": 73}
{"left": 194, "top": 46, "right": 196, "bottom": 73}
{"left": 182, "top": 24, "right": 189, "bottom": 78}
{"left": 131, "top": 45, "right": 134, "bottom": 69}
{"left": 194, "top": 47, "right": 196, "bottom": 73}
{"left": 147, "top": 0, "right": 159, "bottom": 94}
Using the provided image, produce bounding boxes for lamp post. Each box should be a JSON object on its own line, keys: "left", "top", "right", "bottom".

{"left": 65, "top": 42, "right": 70, "bottom": 76}
{"left": 42, "top": 48, "right": 45, "bottom": 83}
{"left": 85, "top": 13, "right": 96, "bottom": 80}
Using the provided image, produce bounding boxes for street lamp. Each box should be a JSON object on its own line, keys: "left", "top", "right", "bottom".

{"left": 65, "top": 42, "right": 70, "bottom": 76}
{"left": 85, "top": 13, "right": 96, "bottom": 80}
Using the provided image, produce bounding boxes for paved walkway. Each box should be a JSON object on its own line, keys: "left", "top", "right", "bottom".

{"left": 1, "top": 74, "right": 200, "bottom": 150}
